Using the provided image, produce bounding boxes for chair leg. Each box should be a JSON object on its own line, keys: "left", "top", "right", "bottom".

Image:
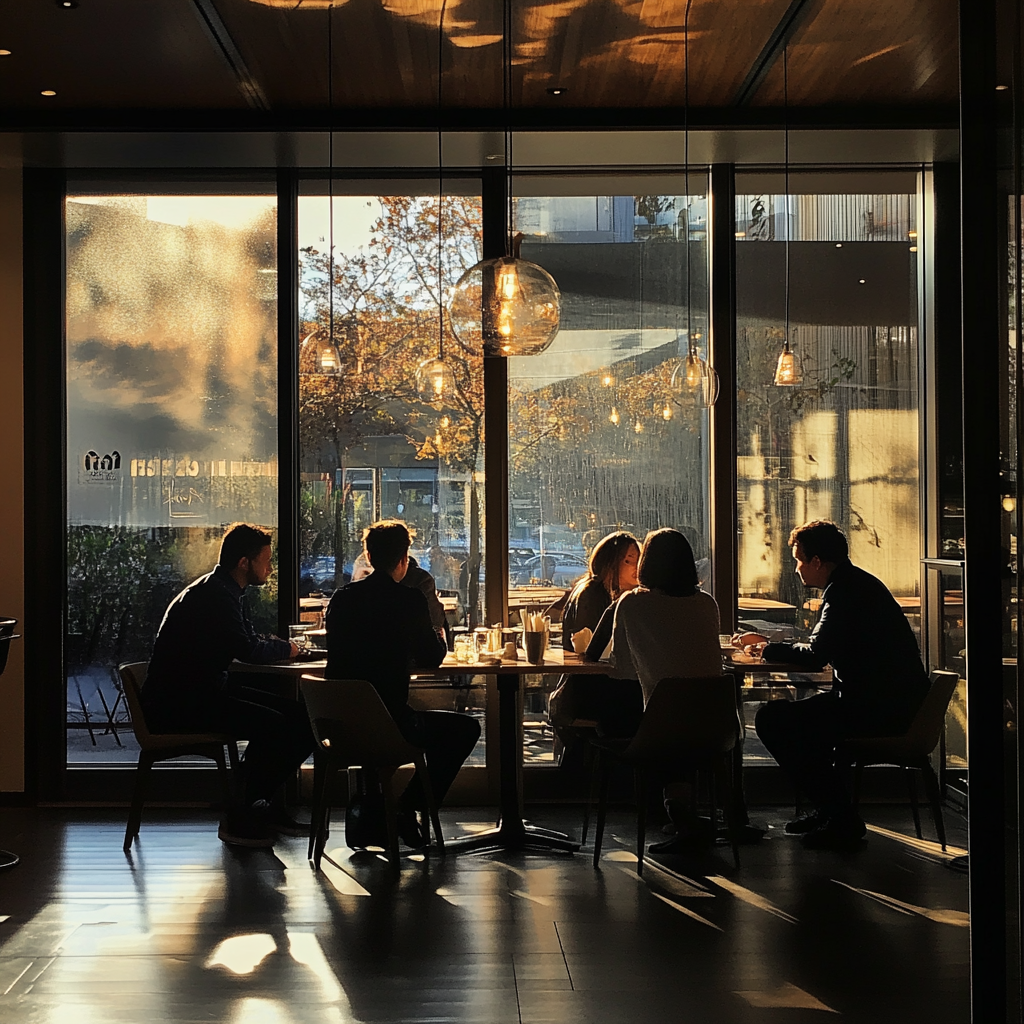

{"left": 124, "top": 754, "right": 153, "bottom": 852}
{"left": 907, "top": 767, "right": 922, "bottom": 839}
{"left": 719, "top": 756, "right": 740, "bottom": 869}
{"left": 920, "top": 759, "right": 947, "bottom": 852}
{"left": 313, "top": 765, "right": 333, "bottom": 871}
{"left": 634, "top": 767, "right": 647, "bottom": 877}
{"left": 581, "top": 742, "right": 597, "bottom": 846}
{"left": 852, "top": 763, "right": 863, "bottom": 810}
{"left": 213, "top": 746, "right": 231, "bottom": 811}
{"left": 416, "top": 753, "right": 445, "bottom": 854}
{"left": 592, "top": 750, "right": 610, "bottom": 869}
{"left": 380, "top": 768, "right": 401, "bottom": 876}
{"left": 308, "top": 754, "right": 327, "bottom": 862}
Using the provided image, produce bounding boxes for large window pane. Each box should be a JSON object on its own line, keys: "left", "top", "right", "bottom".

{"left": 297, "top": 188, "right": 486, "bottom": 760}
{"left": 735, "top": 180, "right": 921, "bottom": 638}
{"left": 65, "top": 192, "right": 279, "bottom": 764}
{"left": 511, "top": 183, "right": 712, "bottom": 763}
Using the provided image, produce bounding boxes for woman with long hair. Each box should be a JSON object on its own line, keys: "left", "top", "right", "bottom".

{"left": 548, "top": 531, "right": 644, "bottom": 742}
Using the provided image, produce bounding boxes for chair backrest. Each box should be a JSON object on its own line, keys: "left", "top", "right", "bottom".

{"left": 119, "top": 662, "right": 152, "bottom": 745}
{"left": 623, "top": 675, "right": 740, "bottom": 763}
{"left": 300, "top": 676, "right": 420, "bottom": 768}
{"left": 902, "top": 669, "right": 959, "bottom": 757}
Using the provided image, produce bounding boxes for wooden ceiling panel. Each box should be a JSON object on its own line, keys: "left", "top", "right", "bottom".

{"left": 0, "top": 0, "right": 246, "bottom": 109}
{"left": 749, "top": 0, "right": 958, "bottom": 108}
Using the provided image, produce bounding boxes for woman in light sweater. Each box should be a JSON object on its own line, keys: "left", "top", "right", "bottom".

{"left": 608, "top": 528, "right": 722, "bottom": 703}
{"left": 604, "top": 528, "right": 724, "bottom": 847}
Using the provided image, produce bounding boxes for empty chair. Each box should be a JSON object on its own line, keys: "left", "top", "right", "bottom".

{"left": 300, "top": 675, "right": 444, "bottom": 873}
{"left": 588, "top": 675, "right": 742, "bottom": 875}
{"left": 844, "top": 669, "right": 960, "bottom": 851}
{"left": 119, "top": 662, "right": 238, "bottom": 852}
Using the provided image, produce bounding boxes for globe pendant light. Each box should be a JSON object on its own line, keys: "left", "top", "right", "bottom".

{"left": 670, "top": 0, "right": 718, "bottom": 407}
{"left": 448, "top": 0, "right": 560, "bottom": 357}
{"left": 773, "top": 44, "right": 803, "bottom": 387}
{"left": 416, "top": 0, "right": 455, "bottom": 402}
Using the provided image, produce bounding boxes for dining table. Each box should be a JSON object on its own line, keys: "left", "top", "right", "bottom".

{"left": 230, "top": 646, "right": 598, "bottom": 855}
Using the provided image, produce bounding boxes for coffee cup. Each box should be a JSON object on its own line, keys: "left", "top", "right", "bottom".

{"left": 524, "top": 629, "right": 547, "bottom": 664}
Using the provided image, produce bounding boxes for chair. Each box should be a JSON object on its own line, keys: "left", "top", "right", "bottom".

{"left": 588, "top": 675, "right": 742, "bottom": 875}
{"left": 119, "top": 662, "right": 239, "bottom": 852}
{"left": 300, "top": 675, "right": 445, "bottom": 874}
{"left": 844, "top": 669, "right": 959, "bottom": 851}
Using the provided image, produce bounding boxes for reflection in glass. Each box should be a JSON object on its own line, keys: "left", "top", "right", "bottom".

{"left": 65, "top": 193, "right": 279, "bottom": 764}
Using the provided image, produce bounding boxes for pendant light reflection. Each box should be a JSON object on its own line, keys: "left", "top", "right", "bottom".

{"left": 416, "top": 355, "right": 454, "bottom": 403}
{"left": 670, "top": 339, "right": 720, "bottom": 408}
{"left": 773, "top": 335, "right": 803, "bottom": 386}
{"left": 301, "top": 329, "right": 342, "bottom": 375}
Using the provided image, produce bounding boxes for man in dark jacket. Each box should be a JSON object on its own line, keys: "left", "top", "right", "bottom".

{"left": 325, "top": 520, "right": 479, "bottom": 846}
{"left": 752, "top": 520, "right": 929, "bottom": 848}
{"left": 142, "top": 523, "right": 314, "bottom": 848}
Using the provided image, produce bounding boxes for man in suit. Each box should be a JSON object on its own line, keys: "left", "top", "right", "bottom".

{"left": 325, "top": 520, "right": 479, "bottom": 846}
{"left": 751, "top": 520, "right": 929, "bottom": 848}
{"left": 142, "top": 523, "right": 314, "bottom": 848}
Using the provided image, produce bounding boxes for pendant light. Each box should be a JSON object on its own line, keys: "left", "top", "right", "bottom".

{"left": 415, "top": 0, "right": 456, "bottom": 402}
{"left": 773, "top": 43, "right": 803, "bottom": 387}
{"left": 300, "top": 3, "right": 342, "bottom": 376}
{"left": 448, "top": 0, "right": 560, "bottom": 357}
{"left": 670, "top": 0, "right": 718, "bottom": 407}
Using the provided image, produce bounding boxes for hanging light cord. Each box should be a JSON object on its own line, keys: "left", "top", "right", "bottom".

{"left": 784, "top": 44, "right": 790, "bottom": 351}
{"left": 328, "top": 3, "right": 334, "bottom": 349}
{"left": 504, "top": 0, "right": 514, "bottom": 257}
{"left": 437, "top": 0, "right": 447, "bottom": 360}
{"left": 684, "top": 0, "right": 693, "bottom": 360}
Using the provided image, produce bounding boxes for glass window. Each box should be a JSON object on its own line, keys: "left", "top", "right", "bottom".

{"left": 510, "top": 181, "right": 712, "bottom": 764}
{"left": 65, "top": 192, "right": 279, "bottom": 764}
{"left": 297, "top": 187, "right": 484, "bottom": 615}
{"left": 735, "top": 179, "right": 921, "bottom": 641}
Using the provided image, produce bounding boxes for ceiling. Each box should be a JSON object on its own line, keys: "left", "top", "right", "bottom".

{"left": 0, "top": 0, "right": 959, "bottom": 119}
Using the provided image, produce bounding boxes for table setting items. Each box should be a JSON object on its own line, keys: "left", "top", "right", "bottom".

{"left": 522, "top": 611, "right": 550, "bottom": 664}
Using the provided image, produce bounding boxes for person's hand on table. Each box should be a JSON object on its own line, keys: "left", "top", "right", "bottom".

{"left": 731, "top": 632, "right": 768, "bottom": 649}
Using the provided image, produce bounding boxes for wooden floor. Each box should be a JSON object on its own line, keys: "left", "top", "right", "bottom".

{"left": 0, "top": 804, "right": 969, "bottom": 1023}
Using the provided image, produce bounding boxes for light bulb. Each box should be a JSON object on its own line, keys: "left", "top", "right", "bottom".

{"left": 633, "top": 419, "right": 644, "bottom": 434}
{"left": 662, "top": 404, "right": 673, "bottom": 421}
{"left": 415, "top": 357, "right": 453, "bottom": 403}
{"left": 684, "top": 353, "right": 703, "bottom": 389}
{"left": 609, "top": 406, "right": 620, "bottom": 426}
{"left": 773, "top": 342, "right": 802, "bottom": 386}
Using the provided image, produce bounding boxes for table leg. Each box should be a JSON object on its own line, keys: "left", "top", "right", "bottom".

{"left": 444, "top": 674, "right": 580, "bottom": 855}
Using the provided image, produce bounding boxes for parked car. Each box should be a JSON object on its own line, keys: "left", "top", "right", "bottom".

{"left": 511, "top": 553, "right": 588, "bottom": 588}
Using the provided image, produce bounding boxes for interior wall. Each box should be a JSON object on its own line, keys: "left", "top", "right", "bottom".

{"left": 0, "top": 165, "right": 25, "bottom": 793}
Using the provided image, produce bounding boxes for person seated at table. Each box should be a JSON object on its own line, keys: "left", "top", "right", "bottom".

{"left": 750, "top": 520, "right": 930, "bottom": 849}
{"left": 325, "top": 520, "right": 480, "bottom": 847}
{"left": 598, "top": 528, "right": 724, "bottom": 847}
{"left": 141, "top": 523, "right": 314, "bottom": 848}
{"left": 547, "top": 532, "right": 643, "bottom": 743}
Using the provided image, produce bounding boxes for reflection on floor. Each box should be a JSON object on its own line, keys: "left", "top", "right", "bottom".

{"left": 0, "top": 806, "right": 969, "bottom": 1023}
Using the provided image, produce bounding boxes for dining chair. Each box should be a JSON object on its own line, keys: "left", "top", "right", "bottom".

{"left": 119, "top": 662, "right": 239, "bottom": 852}
{"left": 588, "top": 675, "right": 742, "bottom": 875}
{"left": 844, "top": 668, "right": 960, "bottom": 851}
{"left": 300, "top": 675, "right": 445, "bottom": 874}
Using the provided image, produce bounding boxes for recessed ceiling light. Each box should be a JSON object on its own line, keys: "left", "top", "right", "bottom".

{"left": 996, "top": 84, "right": 1009, "bottom": 91}
{"left": 835, "top": 242, "right": 842, "bottom": 248}
{"left": 909, "top": 246, "right": 918, "bottom": 252}
{"left": 41, "top": 89, "right": 57, "bottom": 96}
{"left": 485, "top": 154, "right": 501, "bottom": 161}
{"left": 56, "top": 0, "right": 79, "bottom": 7}
{"left": 0, "top": 50, "right": 11, "bottom": 57}
{"left": 547, "top": 87, "right": 568, "bottom": 96}
{"left": 858, "top": 278, "right": 866, "bottom": 284}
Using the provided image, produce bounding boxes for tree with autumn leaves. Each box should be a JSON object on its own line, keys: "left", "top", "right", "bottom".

{"left": 298, "top": 194, "right": 487, "bottom": 614}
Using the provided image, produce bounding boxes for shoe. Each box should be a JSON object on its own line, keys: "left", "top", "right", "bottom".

{"left": 218, "top": 816, "right": 276, "bottom": 848}
{"left": 648, "top": 832, "right": 712, "bottom": 855}
{"left": 785, "top": 810, "right": 824, "bottom": 835}
{"left": 801, "top": 815, "right": 867, "bottom": 850}
{"left": 397, "top": 809, "right": 428, "bottom": 849}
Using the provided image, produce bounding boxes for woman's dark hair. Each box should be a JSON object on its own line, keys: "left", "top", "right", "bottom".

{"left": 219, "top": 523, "right": 273, "bottom": 570}
{"left": 586, "top": 530, "right": 640, "bottom": 600}
{"left": 787, "top": 520, "right": 849, "bottom": 564}
{"left": 637, "top": 528, "right": 699, "bottom": 596}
